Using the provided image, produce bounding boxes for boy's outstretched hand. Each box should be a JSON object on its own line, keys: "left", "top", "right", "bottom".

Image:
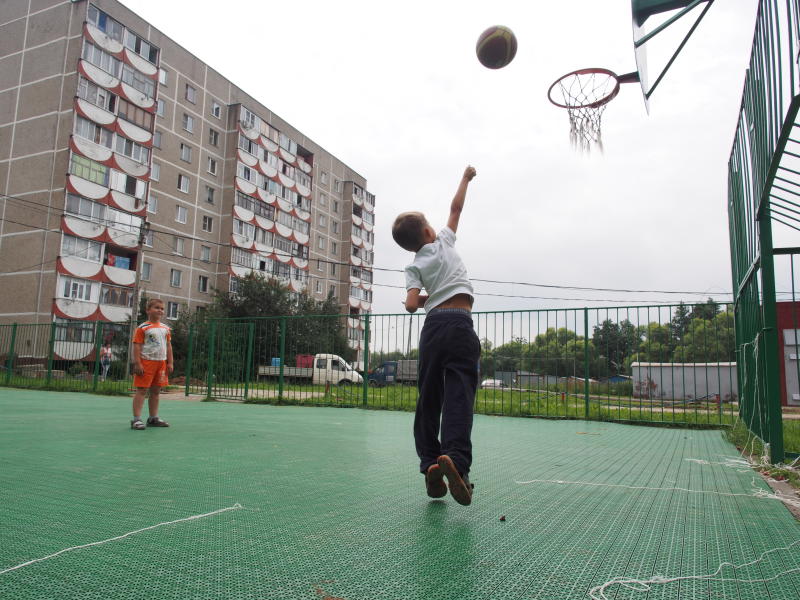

{"left": 463, "top": 165, "right": 477, "bottom": 181}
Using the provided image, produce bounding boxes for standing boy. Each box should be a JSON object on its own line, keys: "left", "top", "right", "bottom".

{"left": 131, "top": 298, "right": 173, "bottom": 430}
{"left": 391, "top": 166, "right": 480, "bottom": 505}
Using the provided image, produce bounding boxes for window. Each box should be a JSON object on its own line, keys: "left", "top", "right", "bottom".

{"left": 330, "top": 262, "right": 337, "bottom": 276}
{"left": 202, "top": 216, "right": 213, "bottom": 232}
{"left": 319, "top": 193, "right": 327, "bottom": 207}
{"left": 241, "top": 107, "right": 256, "bottom": 129}
{"left": 167, "top": 301, "right": 179, "bottom": 319}
{"left": 87, "top": 6, "right": 124, "bottom": 41}
{"left": 82, "top": 41, "right": 121, "bottom": 77}
{"left": 66, "top": 194, "right": 105, "bottom": 222}
{"left": 332, "top": 220, "right": 339, "bottom": 234}
{"left": 141, "top": 261, "right": 152, "bottom": 281}
{"left": 70, "top": 154, "right": 109, "bottom": 186}
{"left": 207, "top": 158, "right": 217, "bottom": 175}
{"left": 329, "top": 284, "right": 336, "bottom": 298}
{"left": 317, "top": 236, "right": 326, "bottom": 250}
{"left": 180, "top": 143, "right": 192, "bottom": 162}
{"left": 205, "top": 186, "right": 215, "bottom": 204}
{"left": 317, "top": 260, "right": 324, "bottom": 271}
{"left": 320, "top": 171, "right": 328, "bottom": 185}
{"left": 153, "top": 130, "right": 162, "bottom": 148}
{"left": 156, "top": 99, "right": 165, "bottom": 116}
{"left": 143, "top": 230, "right": 153, "bottom": 247}
{"left": 54, "top": 317, "right": 95, "bottom": 343}
{"left": 208, "top": 128, "right": 219, "bottom": 146}
{"left": 170, "top": 269, "right": 182, "bottom": 287}
{"left": 175, "top": 206, "right": 187, "bottom": 224}
{"left": 200, "top": 246, "right": 211, "bottom": 262}
{"left": 173, "top": 236, "right": 184, "bottom": 255}
{"left": 211, "top": 101, "right": 221, "bottom": 119}
{"left": 75, "top": 116, "right": 113, "bottom": 147}
{"left": 150, "top": 162, "right": 160, "bottom": 181}
{"left": 331, "top": 242, "right": 338, "bottom": 256}
{"left": 333, "top": 200, "right": 339, "bottom": 213}
{"left": 111, "top": 172, "right": 145, "bottom": 199}
{"left": 182, "top": 113, "right": 194, "bottom": 132}
{"left": 121, "top": 65, "right": 155, "bottom": 99}
{"left": 124, "top": 30, "right": 159, "bottom": 64}
{"left": 115, "top": 136, "right": 149, "bottom": 164}
{"left": 61, "top": 276, "right": 93, "bottom": 301}
{"left": 61, "top": 235, "right": 102, "bottom": 262}
{"left": 185, "top": 84, "right": 196, "bottom": 103}
{"left": 314, "top": 280, "right": 321, "bottom": 293}
{"left": 318, "top": 214, "right": 327, "bottom": 227}
{"left": 117, "top": 99, "right": 153, "bottom": 130}
{"left": 77, "top": 77, "right": 116, "bottom": 112}
{"left": 334, "top": 179, "right": 341, "bottom": 193}
{"left": 178, "top": 174, "right": 190, "bottom": 193}
{"left": 147, "top": 193, "right": 158, "bottom": 214}
{"left": 158, "top": 68, "right": 168, "bottom": 85}
{"left": 198, "top": 275, "right": 209, "bottom": 293}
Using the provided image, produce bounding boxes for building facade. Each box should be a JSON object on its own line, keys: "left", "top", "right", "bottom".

{"left": 0, "top": 0, "right": 375, "bottom": 364}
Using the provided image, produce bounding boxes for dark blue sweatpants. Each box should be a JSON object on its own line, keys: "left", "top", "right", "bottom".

{"left": 414, "top": 309, "right": 481, "bottom": 476}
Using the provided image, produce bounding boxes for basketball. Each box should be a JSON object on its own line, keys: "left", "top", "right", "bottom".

{"left": 476, "top": 26, "right": 518, "bottom": 69}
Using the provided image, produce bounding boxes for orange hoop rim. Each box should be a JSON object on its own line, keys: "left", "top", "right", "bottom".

{"left": 547, "top": 68, "right": 638, "bottom": 110}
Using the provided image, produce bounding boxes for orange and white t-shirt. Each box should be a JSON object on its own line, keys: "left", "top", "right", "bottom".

{"left": 133, "top": 321, "right": 171, "bottom": 361}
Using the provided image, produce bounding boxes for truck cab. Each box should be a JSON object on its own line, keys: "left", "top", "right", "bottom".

{"left": 368, "top": 361, "right": 397, "bottom": 387}
{"left": 313, "top": 354, "right": 362, "bottom": 385}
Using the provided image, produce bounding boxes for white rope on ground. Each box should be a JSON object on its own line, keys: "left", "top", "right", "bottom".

{"left": 587, "top": 540, "right": 800, "bottom": 600}
{"left": 514, "top": 478, "right": 800, "bottom": 510}
{"left": 0, "top": 503, "right": 243, "bottom": 575}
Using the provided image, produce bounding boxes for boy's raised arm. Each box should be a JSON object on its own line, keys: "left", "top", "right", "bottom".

{"left": 446, "top": 165, "right": 477, "bottom": 234}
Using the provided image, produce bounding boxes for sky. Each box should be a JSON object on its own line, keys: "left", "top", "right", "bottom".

{"left": 121, "top": 0, "right": 761, "bottom": 316}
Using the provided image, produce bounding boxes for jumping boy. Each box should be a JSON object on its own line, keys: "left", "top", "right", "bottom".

{"left": 392, "top": 165, "right": 480, "bottom": 505}
{"left": 130, "top": 298, "right": 173, "bottom": 430}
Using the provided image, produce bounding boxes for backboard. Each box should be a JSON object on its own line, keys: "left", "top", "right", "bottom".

{"left": 631, "top": 0, "right": 716, "bottom": 113}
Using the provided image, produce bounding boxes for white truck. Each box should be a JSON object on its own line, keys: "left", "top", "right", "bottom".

{"left": 258, "top": 353, "right": 363, "bottom": 386}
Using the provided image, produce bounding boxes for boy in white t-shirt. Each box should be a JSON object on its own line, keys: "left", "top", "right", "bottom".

{"left": 391, "top": 165, "right": 480, "bottom": 506}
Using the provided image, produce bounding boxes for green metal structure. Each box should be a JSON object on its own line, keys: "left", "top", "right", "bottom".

{"left": 727, "top": 0, "right": 800, "bottom": 464}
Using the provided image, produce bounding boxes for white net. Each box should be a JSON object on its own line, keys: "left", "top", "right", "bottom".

{"left": 550, "top": 70, "right": 619, "bottom": 153}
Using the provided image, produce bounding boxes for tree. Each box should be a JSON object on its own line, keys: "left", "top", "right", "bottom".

{"left": 672, "top": 308, "right": 735, "bottom": 362}
{"left": 690, "top": 298, "right": 720, "bottom": 321}
{"left": 592, "top": 319, "right": 640, "bottom": 374}
{"left": 669, "top": 302, "right": 691, "bottom": 348}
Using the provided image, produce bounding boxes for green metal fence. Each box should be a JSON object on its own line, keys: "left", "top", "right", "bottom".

{"left": 0, "top": 320, "right": 132, "bottom": 394}
{"left": 183, "top": 303, "right": 739, "bottom": 428}
{"left": 727, "top": 0, "right": 800, "bottom": 464}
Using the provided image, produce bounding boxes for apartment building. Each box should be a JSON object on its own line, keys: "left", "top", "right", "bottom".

{"left": 0, "top": 0, "right": 375, "bottom": 364}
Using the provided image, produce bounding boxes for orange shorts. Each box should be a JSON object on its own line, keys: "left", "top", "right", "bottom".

{"left": 133, "top": 360, "right": 169, "bottom": 389}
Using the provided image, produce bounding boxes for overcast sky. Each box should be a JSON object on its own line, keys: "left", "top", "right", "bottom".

{"left": 121, "top": 0, "right": 761, "bottom": 316}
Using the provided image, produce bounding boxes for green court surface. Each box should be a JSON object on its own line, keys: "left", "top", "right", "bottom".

{"left": 1, "top": 390, "right": 799, "bottom": 600}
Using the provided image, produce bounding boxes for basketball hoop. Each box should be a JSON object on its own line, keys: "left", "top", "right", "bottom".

{"left": 548, "top": 68, "right": 639, "bottom": 152}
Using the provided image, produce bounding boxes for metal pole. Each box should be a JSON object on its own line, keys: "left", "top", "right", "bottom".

{"left": 207, "top": 319, "right": 217, "bottom": 399}
{"left": 46, "top": 321, "right": 56, "bottom": 386}
{"left": 362, "top": 313, "right": 370, "bottom": 408}
{"left": 243, "top": 322, "right": 254, "bottom": 401}
{"left": 584, "top": 308, "right": 590, "bottom": 419}
{"left": 92, "top": 322, "right": 102, "bottom": 391}
{"left": 6, "top": 323, "right": 17, "bottom": 386}
{"left": 125, "top": 221, "right": 149, "bottom": 380}
{"left": 278, "top": 317, "right": 286, "bottom": 402}
{"left": 184, "top": 323, "right": 194, "bottom": 397}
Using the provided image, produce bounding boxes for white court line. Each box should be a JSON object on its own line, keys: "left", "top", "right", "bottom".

{"left": 0, "top": 503, "right": 243, "bottom": 575}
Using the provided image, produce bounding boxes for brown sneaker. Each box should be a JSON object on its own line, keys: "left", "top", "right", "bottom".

{"left": 425, "top": 464, "right": 447, "bottom": 498}
{"left": 146, "top": 416, "right": 170, "bottom": 427}
{"left": 437, "top": 455, "right": 473, "bottom": 506}
{"left": 131, "top": 419, "right": 145, "bottom": 430}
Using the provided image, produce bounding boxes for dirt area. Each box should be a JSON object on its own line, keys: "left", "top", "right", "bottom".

{"left": 763, "top": 475, "right": 800, "bottom": 520}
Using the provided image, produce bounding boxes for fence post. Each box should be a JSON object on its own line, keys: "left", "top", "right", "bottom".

{"left": 759, "top": 218, "right": 785, "bottom": 464}
{"left": 6, "top": 323, "right": 17, "bottom": 386}
{"left": 92, "top": 322, "right": 103, "bottom": 391}
{"left": 584, "top": 308, "right": 590, "bottom": 419}
{"left": 46, "top": 321, "right": 56, "bottom": 386}
{"left": 362, "top": 313, "right": 370, "bottom": 408}
{"left": 184, "top": 323, "right": 194, "bottom": 397}
{"left": 243, "top": 321, "right": 255, "bottom": 401}
{"left": 206, "top": 319, "right": 217, "bottom": 399}
{"left": 278, "top": 317, "right": 286, "bottom": 402}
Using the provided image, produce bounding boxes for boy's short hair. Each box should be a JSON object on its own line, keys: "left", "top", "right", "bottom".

{"left": 392, "top": 212, "right": 427, "bottom": 252}
{"left": 146, "top": 298, "right": 164, "bottom": 309}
